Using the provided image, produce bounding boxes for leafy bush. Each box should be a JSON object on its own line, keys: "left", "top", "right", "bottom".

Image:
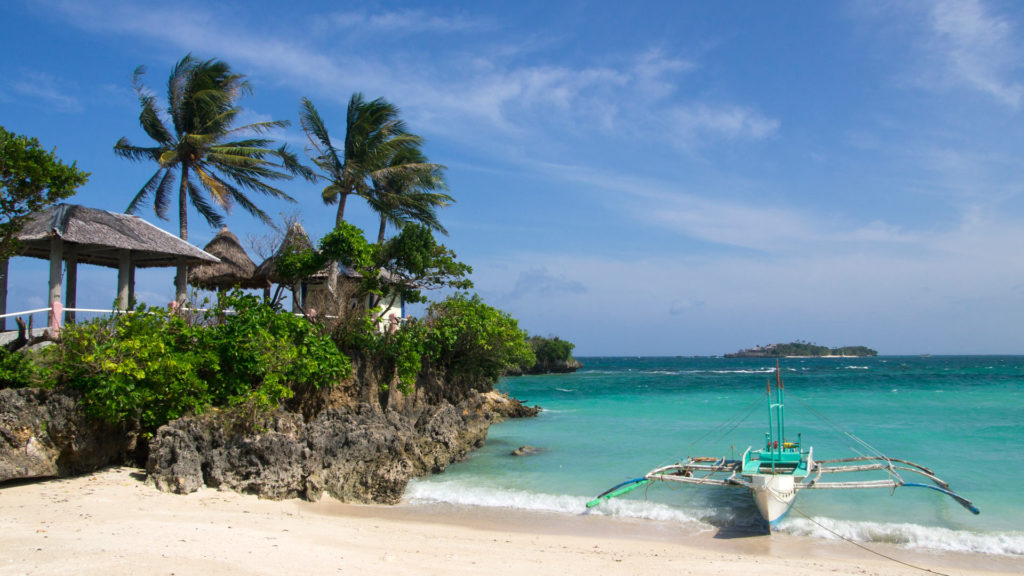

{"left": 424, "top": 293, "right": 534, "bottom": 390}
{"left": 0, "top": 347, "right": 54, "bottom": 389}
{"left": 206, "top": 292, "right": 350, "bottom": 412}
{"left": 528, "top": 335, "right": 575, "bottom": 365}
{"left": 53, "top": 293, "right": 350, "bottom": 434}
{"left": 56, "top": 305, "right": 213, "bottom": 433}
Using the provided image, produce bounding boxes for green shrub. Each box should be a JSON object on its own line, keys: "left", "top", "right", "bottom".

{"left": 0, "top": 347, "right": 54, "bottom": 389}
{"left": 56, "top": 306, "right": 213, "bottom": 433}
{"left": 528, "top": 335, "right": 575, "bottom": 365}
{"left": 207, "top": 292, "right": 350, "bottom": 412}
{"left": 53, "top": 292, "right": 351, "bottom": 434}
{"left": 425, "top": 293, "right": 534, "bottom": 390}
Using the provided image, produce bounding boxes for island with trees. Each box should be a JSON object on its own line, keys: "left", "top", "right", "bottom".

{"left": 725, "top": 341, "right": 878, "bottom": 358}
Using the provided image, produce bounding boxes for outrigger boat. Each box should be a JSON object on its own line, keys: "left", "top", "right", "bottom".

{"left": 587, "top": 362, "right": 980, "bottom": 530}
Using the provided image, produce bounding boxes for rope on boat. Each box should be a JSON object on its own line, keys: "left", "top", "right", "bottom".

{"left": 789, "top": 505, "right": 953, "bottom": 576}
{"left": 681, "top": 394, "right": 763, "bottom": 454}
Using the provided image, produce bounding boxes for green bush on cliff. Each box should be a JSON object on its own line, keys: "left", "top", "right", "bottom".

{"left": 425, "top": 293, "right": 534, "bottom": 390}
{"left": 0, "top": 347, "right": 54, "bottom": 389}
{"left": 54, "top": 292, "right": 349, "bottom": 433}
{"left": 57, "top": 305, "right": 213, "bottom": 432}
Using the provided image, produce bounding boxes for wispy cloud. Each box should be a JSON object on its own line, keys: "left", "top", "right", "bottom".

{"left": 41, "top": 0, "right": 774, "bottom": 152}
{"left": 328, "top": 9, "right": 491, "bottom": 34}
{"left": 667, "top": 103, "right": 780, "bottom": 146}
{"left": 9, "top": 71, "right": 81, "bottom": 113}
{"left": 925, "top": 0, "right": 1023, "bottom": 108}
{"left": 507, "top": 267, "right": 587, "bottom": 300}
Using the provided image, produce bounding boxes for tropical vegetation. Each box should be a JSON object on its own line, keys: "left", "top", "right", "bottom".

{"left": 299, "top": 95, "right": 436, "bottom": 228}
{"left": 0, "top": 126, "right": 89, "bottom": 258}
{"left": 726, "top": 342, "right": 878, "bottom": 358}
{"left": 114, "top": 54, "right": 311, "bottom": 302}
{"left": 0, "top": 53, "right": 535, "bottom": 439}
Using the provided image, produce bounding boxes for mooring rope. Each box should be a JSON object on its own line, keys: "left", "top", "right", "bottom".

{"left": 685, "top": 394, "right": 764, "bottom": 451}
{"left": 789, "top": 505, "right": 952, "bottom": 576}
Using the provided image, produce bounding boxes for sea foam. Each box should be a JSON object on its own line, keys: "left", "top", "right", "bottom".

{"left": 405, "top": 479, "right": 705, "bottom": 526}
{"left": 779, "top": 517, "right": 1024, "bottom": 556}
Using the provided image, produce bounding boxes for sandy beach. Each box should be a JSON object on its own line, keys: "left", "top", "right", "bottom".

{"left": 1, "top": 467, "right": 1020, "bottom": 576}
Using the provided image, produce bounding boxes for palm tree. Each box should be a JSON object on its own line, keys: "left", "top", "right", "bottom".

{"left": 114, "top": 54, "right": 311, "bottom": 302}
{"left": 299, "top": 94, "right": 423, "bottom": 227}
{"left": 366, "top": 145, "right": 452, "bottom": 244}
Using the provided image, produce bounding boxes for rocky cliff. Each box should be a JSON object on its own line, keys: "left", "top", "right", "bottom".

{"left": 1, "top": 367, "right": 538, "bottom": 504}
{"left": 0, "top": 388, "right": 131, "bottom": 482}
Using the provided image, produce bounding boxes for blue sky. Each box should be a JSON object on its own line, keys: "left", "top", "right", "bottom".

{"left": 2, "top": 0, "right": 1023, "bottom": 355}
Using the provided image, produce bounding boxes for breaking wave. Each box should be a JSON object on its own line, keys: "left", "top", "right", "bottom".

{"left": 406, "top": 480, "right": 1024, "bottom": 557}
{"left": 779, "top": 517, "right": 1024, "bottom": 556}
{"left": 405, "top": 479, "right": 705, "bottom": 526}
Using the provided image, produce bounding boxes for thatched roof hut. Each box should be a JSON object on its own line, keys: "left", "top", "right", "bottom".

{"left": 253, "top": 222, "right": 315, "bottom": 284}
{"left": 188, "top": 227, "right": 267, "bottom": 290}
{"left": 9, "top": 203, "right": 220, "bottom": 327}
{"left": 17, "top": 204, "right": 219, "bottom": 268}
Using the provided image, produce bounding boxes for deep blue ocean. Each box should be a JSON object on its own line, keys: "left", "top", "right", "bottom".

{"left": 407, "top": 356, "right": 1024, "bottom": 556}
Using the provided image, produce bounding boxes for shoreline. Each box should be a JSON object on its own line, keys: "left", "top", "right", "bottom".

{"left": 3, "top": 467, "right": 1020, "bottom": 575}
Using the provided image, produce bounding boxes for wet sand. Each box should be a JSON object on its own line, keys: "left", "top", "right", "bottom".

{"left": 1, "top": 467, "right": 1020, "bottom": 576}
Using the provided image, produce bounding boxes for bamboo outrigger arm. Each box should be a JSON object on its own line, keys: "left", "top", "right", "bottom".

{"left": 798, "top": 456, "right": 980, "bottom": 515}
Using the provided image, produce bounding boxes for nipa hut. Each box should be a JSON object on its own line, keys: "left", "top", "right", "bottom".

{"left": 254, "top": 222, "right": 316, "bottom": 312}
{"left": 188, "top": 227, "right": 268, "bottom": 291}
{"left": 11, "top": 203, "right": 220, "bottom": 327}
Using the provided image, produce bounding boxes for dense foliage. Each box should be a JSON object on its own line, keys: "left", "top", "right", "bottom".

{"left": 47, "top": 293, "right": 348, "bottom": 434}
{"left": 423, "top": 293, "right": 535, "bottom": 389}
{"left": 0, "top": 126, "right": 89, "bottom": 258}
{"left": 335, "top": 293, "right": 534, "bottom": 397}
{"left": 527, "top": 335, "right": 576, "bottom": 365}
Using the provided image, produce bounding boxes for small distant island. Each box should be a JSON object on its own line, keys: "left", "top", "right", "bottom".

{"left": 725, "top": 341, "right": 877, "bottom": 358}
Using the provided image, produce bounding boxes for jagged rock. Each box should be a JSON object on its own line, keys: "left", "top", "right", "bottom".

{"left": 504, "top": 358, "right": 583, "bottom": 376}
{"left": 481, "top": 390, "right": 541, "bottom": 421}
{"left": 0, "top": 388, "right": 128, "bottom": 483}
{"left": 146, "top": 392, "right": 494, "bottom": 504}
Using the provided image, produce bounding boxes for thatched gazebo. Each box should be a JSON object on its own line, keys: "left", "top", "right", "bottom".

{"left": 10, "top": 203, "right": 220, "bottom": 328}
{"left": 188, "top": 227, "right": 268, "bottom": 292}
{"left": 254, "top": 222, "right": 315, "bottom": 312}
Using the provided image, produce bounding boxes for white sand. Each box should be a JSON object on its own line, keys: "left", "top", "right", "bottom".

{"left": 1, "top": 467, "right": 1020, "bottom": 576}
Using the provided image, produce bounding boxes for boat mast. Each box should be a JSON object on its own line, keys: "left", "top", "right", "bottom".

{"left": 776, "top": 360, "right": 785, "bottom": 449}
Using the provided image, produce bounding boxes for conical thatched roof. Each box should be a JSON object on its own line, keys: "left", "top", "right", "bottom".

{"left": 253, "top": 222, "right": 315, "bottom": 284}
{"left": 188, "top": 227, "right": 268, "bottom": 290}
{"left": 16, "top": 204, "right": 219, "bottom": 268}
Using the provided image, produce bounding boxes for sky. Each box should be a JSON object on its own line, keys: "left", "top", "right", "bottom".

{"left": 2, "top": 0, "right": 1024, "bottom": 356}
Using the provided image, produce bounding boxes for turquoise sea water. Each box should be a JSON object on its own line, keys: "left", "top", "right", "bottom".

{"left": 407, "top": 356, "right": 1024, "bottom": 556}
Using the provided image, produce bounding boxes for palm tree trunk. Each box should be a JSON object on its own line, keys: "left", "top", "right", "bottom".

{"left": 335, "top": 193, "right": 348, "bottom": 227}
{"left": 175, "top": 167, "right": 189, "bottom": 304}
{"left": 377, "top": 216, "right": 387, "bottom": 245}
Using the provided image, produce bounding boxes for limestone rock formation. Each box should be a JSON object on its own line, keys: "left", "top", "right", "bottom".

{"left": 0, "top": 388, "right": 128, "bottom": 483}
{"left": 146, "top": 392, "right": 495, "bottom": 503}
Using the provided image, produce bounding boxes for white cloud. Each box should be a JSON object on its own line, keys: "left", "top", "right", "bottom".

{"left": 668, "top": 104, "right": 780, "bottom": 145}
{"left": 328, "top": 9, "right": 490, "bottom": 34}
{"left": 9, "top": 71, "right": 82, "bottom": 113}
{"left": 926, "top": 0, "right": 1023, "bottom": 107}
{"left": 41, "top": 0, "right": 773, "bottom": 152}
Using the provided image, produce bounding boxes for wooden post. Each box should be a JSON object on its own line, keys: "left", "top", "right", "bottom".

{"left": 48, "top": 237, "right": 63, "bottom": 330}
{"left": 0, "top": 258, "right": 7, "bottom": 332}
{"left": 175, "top": 259, "right": 187, "bottom": 305}
{"left": 117, "top": 249, "right": 130, "bottom": 311}
{"left": 65, "top": 248, "right": 77, "bottom": 324}
{"left": 128, "top": 257, "right": 135, "bottom": 308}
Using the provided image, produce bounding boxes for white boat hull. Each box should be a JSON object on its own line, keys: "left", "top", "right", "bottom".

{"left": 748, "top": 474, "right": 797, "bottom": 528}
